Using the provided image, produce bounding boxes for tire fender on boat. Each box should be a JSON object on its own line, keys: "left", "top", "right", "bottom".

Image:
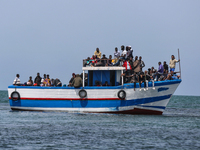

{"left": 79, "top": 89, "right": 87, "bottom": 98}
{"left": 118, "top": 90, "right": 126, "bottom": 99}
{"left": 11, "top": 91, "right": 20, "bottom": 101}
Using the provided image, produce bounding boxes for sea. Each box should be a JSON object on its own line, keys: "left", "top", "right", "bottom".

{"left": 0, "top": 91, "right": 200, "bottom": 150}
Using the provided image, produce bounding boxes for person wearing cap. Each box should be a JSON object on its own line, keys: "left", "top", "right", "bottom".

{"left": 94, "top": 48, "right": 102, "bottom": 59}
{"left": 68, "top": 73, "right": 76, "bottom": 86}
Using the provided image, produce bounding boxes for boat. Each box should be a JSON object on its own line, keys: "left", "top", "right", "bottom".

{"left": 8, "top": 64, "right": 181, "bottom": 115}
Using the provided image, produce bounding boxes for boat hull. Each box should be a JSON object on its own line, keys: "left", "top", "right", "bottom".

{"left": 8, "top": 79, "right": 181, "bottom": 115}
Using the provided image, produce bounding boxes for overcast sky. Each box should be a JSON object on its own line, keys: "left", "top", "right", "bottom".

{"left": 0, "top": 0, "right": 199, "bottom": 96}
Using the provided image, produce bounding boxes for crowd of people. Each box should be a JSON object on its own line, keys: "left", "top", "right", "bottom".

{"left": 13, "top": 73, "right": 62, "bottom": 87}
{"left": 83, "top": 45, "right": 180, "bottom": 90}
{"left": 13, "top": 45, "right": 180, "bottom": 89}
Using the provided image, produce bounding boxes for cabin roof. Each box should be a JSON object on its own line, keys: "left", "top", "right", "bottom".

{"left": 82, "top": 66, "right": 125, "bottom": 71}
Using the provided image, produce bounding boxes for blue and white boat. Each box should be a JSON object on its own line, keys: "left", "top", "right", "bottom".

{"left": 8, "top": 66, "right": 181, "bottom": 115}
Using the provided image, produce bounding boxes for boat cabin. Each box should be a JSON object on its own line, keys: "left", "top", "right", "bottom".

{"left": 82, "top": 67, "right": 125, "bottom": 87}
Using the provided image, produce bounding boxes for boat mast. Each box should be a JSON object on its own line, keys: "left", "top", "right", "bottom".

{"left": 178, "top": 49, "right": 181, "bottom": 79}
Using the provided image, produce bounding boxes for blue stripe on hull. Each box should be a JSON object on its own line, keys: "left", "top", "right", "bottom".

{"left": 9, "top": 95, "right": 171, "bottom": 109}
{"left": 8, "top": 79, "right": 181, "bottom": 89}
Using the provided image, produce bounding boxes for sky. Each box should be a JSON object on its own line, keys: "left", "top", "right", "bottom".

{"left": 0, "top": 0, "right": 199, "bottom": 96}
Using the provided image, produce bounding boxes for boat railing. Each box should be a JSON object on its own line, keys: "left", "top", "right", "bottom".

{"left": 83, "top": 58, "right": 124, "bottom": 67}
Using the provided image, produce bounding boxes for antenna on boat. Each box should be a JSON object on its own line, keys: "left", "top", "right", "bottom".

{"left": 178, "top": 48, "right": 181, "bottom": 79}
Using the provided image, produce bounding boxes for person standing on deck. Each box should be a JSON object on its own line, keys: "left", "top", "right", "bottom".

{"left": 133, "top": 56, "right": 140, "bottom": 74}
{"left": 123, "top": 58, "right": 132, "bottom": 82}
{"left": 121, "top": 45, "right": 127, "bottom": 59}
{"left": 68, "top": 73, "right": 76, "bottom": 86}
{"left": 169, "top": 55, "right": 180, "bottom": 72}
{"left": 139, "top": 56, "right": 145, "bottom": 72}
{"left": 94, "top": 48, "right": 101, "bottom": 59}
{"left": 72, "top": 74, "right": 83, "bottom": 88}
{"left": 114, "top": 47, "right": 120, "bottom": 59}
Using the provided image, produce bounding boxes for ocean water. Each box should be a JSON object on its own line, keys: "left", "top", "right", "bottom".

{"left": 0, "top": 91, "right": 200, "bottom": 150}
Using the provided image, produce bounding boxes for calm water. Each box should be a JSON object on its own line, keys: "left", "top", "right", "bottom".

{"left": 0, "top": 91, "right": 200, "bottom": 150}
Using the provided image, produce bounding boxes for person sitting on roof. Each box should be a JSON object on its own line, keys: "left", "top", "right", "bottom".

{"left": 90, "top": 55, "right": 97, "bottom": 67}
{"left": 127, "top": 46, "right": 133, "bottom": 58}
{"left": 84, "top": 57, "right": 92, "bottom": 67}
{"left": 96, "top": 54, "right": 108, "bottom": 66}
{"left": 72, "top": 74, "right": 83, "bottom": 88}
{"left": 114, "top": 47, "right": 120, "bottom": 59}
{"left": 94, "top": 48, "right": 102, "bottom": 59}
{"left": 113, "top": 47, "right": 120, "bottom": 64}
{"left": 113, "top": 46, "right": 126, "bottom": 66}
{"left": 107, "top": 55, "right": 113, "bottom": 66}
{"left": 101, "top": 54, "right": 108, "bottom": 66}
{"left": 13, "top": 74, "right": 21, "bottom": 86}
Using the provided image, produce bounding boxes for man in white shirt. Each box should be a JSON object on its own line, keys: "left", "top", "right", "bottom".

{"left": 114, "top": 47, "right": 120, "bottom": 59}
{"left": 121, "top": 45, "right": 127, "bottom": 58}
{"left": 13, "top": 74, "right": 21, "bottom": 85}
